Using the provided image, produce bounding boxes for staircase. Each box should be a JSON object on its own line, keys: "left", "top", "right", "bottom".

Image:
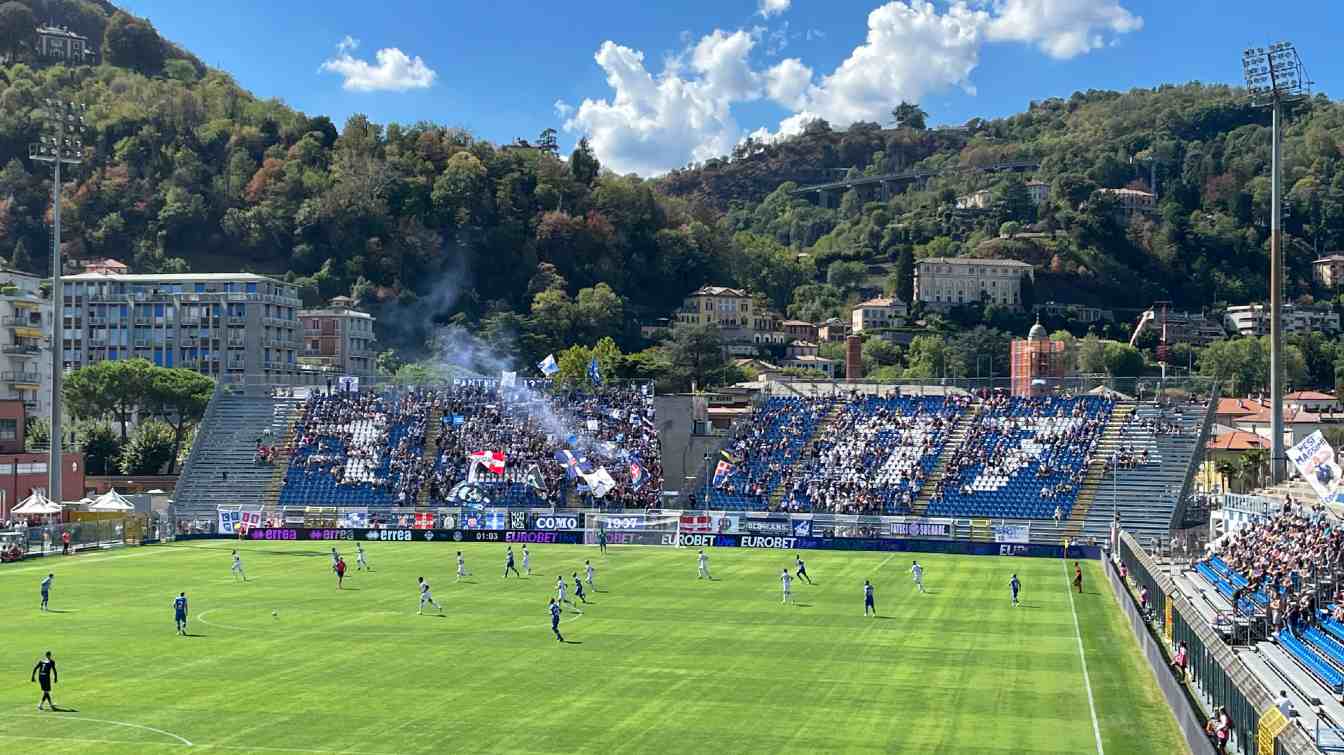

{"left": 417, "top": 405, "right": 445, "bottom": 503}
{"left": 1059, "top": 403, "right": 1134, "bottom": 540}
{"left": 173, "top": 387, "right": 303, "bottom": 511}
{"left": 909, "top": 407, "right": 977, "bottom": 516}
{"left": 768, "top": 398, "right": 842, "bottom": 509}
{"left": 260, "top": 395, "right": 307, "bottom": 506}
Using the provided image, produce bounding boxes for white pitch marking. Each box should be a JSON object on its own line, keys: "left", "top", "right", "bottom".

{"left": 1, "top": 711, "right": 193, "bottom": 746}
{"left": 1064, "top": 561, "right": 1105, "bottom": 755}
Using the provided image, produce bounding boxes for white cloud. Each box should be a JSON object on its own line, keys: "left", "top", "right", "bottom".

{"left": 982, "top": 0, "right": 1142, "bottom": 58}
{"left": 564, "top": 0, "right": 1140, "bottom": 174}
{"left": 759, "top": 0, "right": 791, "bottom": 18}
{"left": 554, "top": 99, "right": 574, "bottom": 118}
{"left": 563, "top": 31, "right": 762, "bottom": 175}
{"left": 319, "top": 37, "right": 437, "bottom": 92}
{"left": 765, "top": 58, "right": 813, "bottom": 110}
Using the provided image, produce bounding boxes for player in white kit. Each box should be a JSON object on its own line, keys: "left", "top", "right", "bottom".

{"left": 522, "top": 545, "right": 531, "bottom": 576}
{"left": 697, "top": 550, "right": 711, "bottom": 580}
{"left": 417, "top": 577, "right": 442, "bottom": 615}
{"left": 356, "top": 543, "right": 369, "bottom": 571}
{"left": 556, "top": 575, "right": 573, "bottom": 606}
{"left": 230, "top": 550, "right": 246, "bottom": 581}
{"left": 780, "top": 569, "right": 793, "bottom": 604}
{"left": 910, "top": 560, "right": 925, "bottom": 593}
{"left": 584, "top": 560, "right": 595, "bottom": 590}
{"left": 456, "top": 551, "right": 470, "bottom": 581}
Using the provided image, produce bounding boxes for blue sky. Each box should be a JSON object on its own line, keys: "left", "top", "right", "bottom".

{"left": 119, "top": 0, "right": 1343, "bottom": 175}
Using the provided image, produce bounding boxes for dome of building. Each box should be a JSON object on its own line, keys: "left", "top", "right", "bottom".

{"left": 1027, "top": 318, "right": 1048, "bottom": 341}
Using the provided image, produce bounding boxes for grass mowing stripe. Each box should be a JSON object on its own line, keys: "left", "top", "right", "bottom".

{"left": 1065, "top": 558, "right": 1105, "bottom": 755}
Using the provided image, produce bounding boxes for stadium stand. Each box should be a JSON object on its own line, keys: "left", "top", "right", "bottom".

{"left": 172, "top": 386, "right": 305, "bottom": 510}
{"left": 925, "top": 394, "right": 1114, "bottom": 519}
{"left": 708, "top": 397, "right": 826, "bottom": 510}
{"left": 777, "top": 394, "right": 969, "bottom": 514}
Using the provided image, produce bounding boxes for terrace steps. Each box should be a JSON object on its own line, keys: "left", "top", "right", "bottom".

{"left": 909, "top": 406, "right": 978, "bottom": 517}
{"left": 769, "top": 398, "right": 842, "bottom": 509}
{"left": 1059, "top": 403, "right": 1134, "bottom": 540}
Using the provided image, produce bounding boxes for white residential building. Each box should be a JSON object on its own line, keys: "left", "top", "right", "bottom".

{"left": 851, "top": 297, "right": 908, "bottom": 333}
{"left": 1223, "top": 304, "right": 1341, "bottom": 337}
{"left": 0, "top": 269, "right": 52, "bottom": 418}
{"left": 915, "top": 258, "right": 1034, "bottom": 311}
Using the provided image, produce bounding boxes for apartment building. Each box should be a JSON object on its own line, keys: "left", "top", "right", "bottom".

{"left": 299, "top": 296, "right": 378, "bottom": 376}
{"left": 1314, "top": 254, "right": 1344, "bottom": 289}
{"left": 60, "top": 273, "right": 301, "bottom": 378}
{"left": 1223, "top": 303, "right": 1341, "bottom": 337}
{"left": 851, "top": 297, "right": 908, "bottom": 333}
{"left": 0, "top": 269, "right": 52, "bottom": 417}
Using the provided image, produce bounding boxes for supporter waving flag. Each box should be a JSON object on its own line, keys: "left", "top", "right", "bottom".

{"left": 538, "top": 353, "right": 559, "bottom": 376}
{"left": 587, "top": 357, "right": 603, "bottom": 386}
{"left": 712, "top": 459, "right": 734, "bottom": 488}
{"left": 554, "top": 450, "right": 593, "bottom": 479}
{"left": 468, "top": 450, "right": 506, "bottom": 475}
{"left": 629, "top": 459, "right": 648, "bottom": 490}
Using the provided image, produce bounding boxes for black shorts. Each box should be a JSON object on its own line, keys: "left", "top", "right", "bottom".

{"left": 38, "top": 678, "right": 51, "bottom": 692}
{"left": 864, "top": 597, "right": 874, "bottom": 606}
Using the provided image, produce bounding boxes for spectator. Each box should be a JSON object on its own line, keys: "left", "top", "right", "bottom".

{"left": 1171, "top": 641, "right": 1188, "bottom": 681}
{"left": 1276, "top": 690, "right": 1296, "bottom": 718}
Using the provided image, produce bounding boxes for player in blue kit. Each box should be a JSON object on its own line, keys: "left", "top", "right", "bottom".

{"left": 504, "top": 547, "right": 520, "bottom": 578}
{"left": 39, "top": 573, "right": 53, "bottom": 611}
{"left": 1010, "top": 574, "right": 1021, "bottom": 607}
{"left": 174, "top": 592, "right": 189, "bottom": 635}
{"left": 863, "top": 580, "right": 876, "bottom": 616}
{"left": 549, "top": 598, "right": 564, "bottom": 642}
{"left": 794, "top": 554, "right": 813, "bottom": 584}
{"left": 572, "top": 572, "right": 588, "bottom": 604}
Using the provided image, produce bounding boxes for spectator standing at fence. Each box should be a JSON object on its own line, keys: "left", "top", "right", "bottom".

{"left": 1171, "top": 641, "right": 1188, "bottom": 681}
{"left": 1276, "top": 690, "right": 1296, "bottom": 718}
{"left": 61, "top": 531, "right": 70, "bottom": 556}
{"left": 1072, "top": 562, "right": 1083, "bottom": 593}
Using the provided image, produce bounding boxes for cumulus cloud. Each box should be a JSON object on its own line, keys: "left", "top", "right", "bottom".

{"left": 759, "top": 0, "right": 792, "bottom": 18}
{"left": 563, "top": 31, "right": 762, "bottom": 175}
{"left": 320, "top": 36, "right": 437, "bottom": 92}
{"left": 982, "top": 0, "right": 1142, "bottom": 58}
{"left": 564, "top": 0, "right": 1140, "bottom": 174}
{"left": 554, "top": 99, "right": 574, "bottom": 118}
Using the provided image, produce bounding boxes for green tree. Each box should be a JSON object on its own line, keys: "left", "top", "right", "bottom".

{"left": 891, "top": 101, "right": 928, "bottom": 130}
{"left": 119, "top": 419, "right": 176, "bottom": 475}
{"left": 375, "top": 349, "right": 404, "bottom": 376}
{"left": 999, "top": 221, "right": 1021, "bottom": 238}
{"left": 1102, "top": 341, "right": 1144, "bottom": 377}
{"left": 664, "top": 323, "right": 731, "bottom": 390}
{"left": 903, "top": 335, "right": 947, "bottom": 379}
{"left": 1019, "top": 272, "right": 1036, "bottom": 312}
{"left": 102, "top": 12, "right": 165, "bottom": 74}
{"left": 570, "top": 137, "right": 601, "bottom": 185}
{"left": 893, "top": 246, "right": 914, "bottom": 305}
{"left": 0, "top": 1, "right": 35, "bottom": 61}
{"left": 63, "top": 359, "right": 154, "bottom": 441}
{"left": 78, "top": 423, "right": 121, "bottom": 477}
{"left": 826, "top": 260, "right": 868, "bottom": 291}
{"left": 24, "top": 416, "right": 47, "bottom": 452}
{"left": 1198, "top": 338, "right": 1269, "bottom": 396}
{"left": 1078, "top": 335, "right": 1107, "bottom": 374}
{"left": 143, "top": 368, "right": 214, "bottom": 474}
{"left": 861, "top": 337, "right": 901, "bottom": 369}
{"left": 10, "top": 237, "right": 31, "bottom": 272}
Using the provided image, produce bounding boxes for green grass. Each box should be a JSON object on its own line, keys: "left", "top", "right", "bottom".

{"left": 0, "top": 542, "right": 1185, "bottom": 754}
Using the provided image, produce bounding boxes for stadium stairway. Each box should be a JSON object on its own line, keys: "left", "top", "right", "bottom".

{"left": 173, "top": 388, "right": 302, "bottom": 511}
{"left": 909, "top": 405, "right": 977, "bottom": 517}
{"left": 261, "top": 397, "right": 306, "bottom": 505}
{"left": 770, "top": 398, "right": 842, "bottom": 509}
{"left": 1059, "top": 402, "right": 1134, "bottom": 541}
{"left": 1074, "top": 397, "right": 1214, "bottom": 549}
{"left": 417, "top": 404, "right": 444, "bottom": 503}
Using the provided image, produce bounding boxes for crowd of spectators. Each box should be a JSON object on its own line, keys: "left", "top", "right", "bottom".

{"left": 710, "top": 397, "right": 825, "bottom": 509}
{"left": 779, "top": 394, "right": 969, "bottom": 514}
{"left": 930, "top": 394, "right": 1110, "bottom": 507}
{"left": 281, "top": 383, "right": 661, "bottom": 507}
{"left": 1212, "top": 496, "right": 1338, "bottom": 634}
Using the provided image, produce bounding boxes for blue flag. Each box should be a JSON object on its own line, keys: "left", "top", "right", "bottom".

{"left": 538, "top": 353, "right": 559, "bottom": 376}
{"left": 629, "top": 460, "right": 648, "bottom": 490}
{"left": 587, "top": 357, "right": 603, "bottom": 386}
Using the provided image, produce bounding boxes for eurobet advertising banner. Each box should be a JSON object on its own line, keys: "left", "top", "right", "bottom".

{"left": 1287, "top": 430, "right": 1344, "bottom": 505}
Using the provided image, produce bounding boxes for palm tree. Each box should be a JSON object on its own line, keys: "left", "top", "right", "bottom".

{"left": 1214, "top": 458, "right": 1241, "bottom": 493}
{"left": 1241, "top": 449, "right": 1269, "bottom": 491}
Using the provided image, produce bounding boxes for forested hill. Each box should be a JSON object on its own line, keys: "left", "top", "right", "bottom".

{"left": 659, "top": 85, "right": 1344, "bottom": 312}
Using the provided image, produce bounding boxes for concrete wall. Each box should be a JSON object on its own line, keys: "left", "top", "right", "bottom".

{"left": 1107, "top": 560, "right": 1218, "bottom": 755}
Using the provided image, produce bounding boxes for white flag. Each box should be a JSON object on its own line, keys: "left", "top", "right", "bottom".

{"left": 500, "top": 370, "right": 517, "bottom": 388}
{"left": 538, "top": 354, "right": 559, "bottom": 376}
{"left": 582, "top": 467, "right": 617, "bottom": 499}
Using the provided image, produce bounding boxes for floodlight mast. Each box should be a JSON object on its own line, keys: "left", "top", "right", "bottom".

{"left": 1242, "top": 43, "right": 1309, "bottom": 485}
{"left": 28, "top": 99, "right": 86, "bottom": 505}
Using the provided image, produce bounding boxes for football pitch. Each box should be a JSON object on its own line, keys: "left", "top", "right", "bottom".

{"left": 0, "top": 541, "right": 1185, "bottom": 754}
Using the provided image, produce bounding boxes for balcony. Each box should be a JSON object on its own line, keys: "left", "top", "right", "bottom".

{"left": 226, "top": 316, "right": 246, "bottom": 327}
{"left": 22, "top": 400, "right": 38, "bottom": 412}
{"left": 4, "top": 371, "right": 40, "bottom": 384}
{"left": 2, "top": 344, "right": 40, "bottom": 355}
{"left": 1, "top": 316, "right": 40, "bottom": 328}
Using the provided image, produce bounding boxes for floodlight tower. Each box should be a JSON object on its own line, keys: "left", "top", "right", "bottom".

{"left": 1242, "top": 43, "right": 1309, "bottom": 483}
{"left": 29, "top": 99, "right": 86, "bottom": 505}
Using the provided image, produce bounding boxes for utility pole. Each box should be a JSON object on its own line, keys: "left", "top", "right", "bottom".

{"left": 1243, "top": 43, "right": 1309, "bottom": 483}
{"left": 29, "top": 99, "right": 86, "bottom": 505}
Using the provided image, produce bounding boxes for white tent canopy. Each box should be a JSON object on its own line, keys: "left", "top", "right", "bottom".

{"left": 13, "top": 491, "right": 61, "bottom": 515}
{"left": 89, "top": 489, "right": 134, "bottom": 512}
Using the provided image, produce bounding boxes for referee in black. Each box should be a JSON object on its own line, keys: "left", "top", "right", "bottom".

{"left": 31, "top": 651, "right": 57, "bottom": 710}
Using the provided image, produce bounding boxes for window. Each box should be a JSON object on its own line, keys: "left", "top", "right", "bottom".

{"left": 0, "top": 418, "right": 15, "bottom": 441}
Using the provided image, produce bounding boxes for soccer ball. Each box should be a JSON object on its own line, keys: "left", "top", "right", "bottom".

{"left": 272, "top": 609, "right": 278, "bottom": 618}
